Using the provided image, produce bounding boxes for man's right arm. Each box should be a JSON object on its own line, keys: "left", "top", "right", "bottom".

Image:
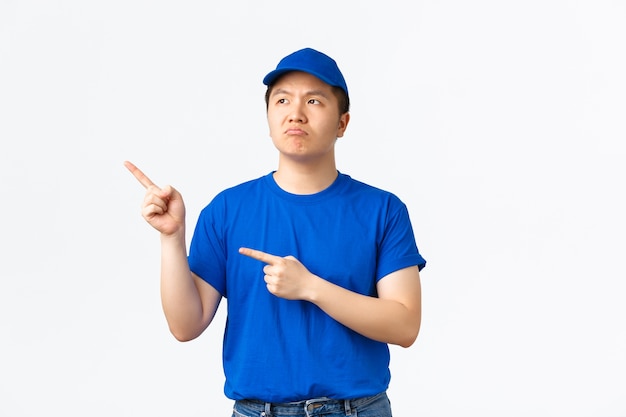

{"left": 125, "top": 161, "right": 222, "bottom": 341}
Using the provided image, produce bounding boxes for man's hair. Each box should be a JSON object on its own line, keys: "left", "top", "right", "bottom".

{"left": 264, "top": 83, "right": 350, "bottom": 116}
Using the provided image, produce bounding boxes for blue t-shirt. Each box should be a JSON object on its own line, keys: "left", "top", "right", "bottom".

{"left": 188, "top": 172, "right": 426, "bottom": 402}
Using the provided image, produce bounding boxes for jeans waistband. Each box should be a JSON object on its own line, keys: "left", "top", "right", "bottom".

{"left": 235, "top": 391, "right": 386, "bottom": 416}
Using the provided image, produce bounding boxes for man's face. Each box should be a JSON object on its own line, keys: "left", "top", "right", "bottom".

{"left": 267, "top": 71, "right": 350, "bottom": 164}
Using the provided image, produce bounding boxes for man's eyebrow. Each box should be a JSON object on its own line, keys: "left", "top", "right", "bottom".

{"left": 306, "top": 89, "right": 331, "bottom": 99}
{"left": 271, "top": 88, "right": 290, "bottom": 97}
{"left": 270, "top": 88, "right": 331, "bottom": 99}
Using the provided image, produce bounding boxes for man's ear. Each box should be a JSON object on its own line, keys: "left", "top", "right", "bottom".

{"left": 336, "top": 112, "right": 350, "bottom": 138}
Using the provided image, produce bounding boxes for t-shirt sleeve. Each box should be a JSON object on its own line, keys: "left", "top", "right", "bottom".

{"left": 376, "top": 199, "right": 426, "bottom": 281}
{"left": 188, "top": 197, "right": 228, "bottom": 296}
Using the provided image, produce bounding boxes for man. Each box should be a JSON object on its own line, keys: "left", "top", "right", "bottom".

{"left": 126, "top": 47, "right": 426, "bottom": 417}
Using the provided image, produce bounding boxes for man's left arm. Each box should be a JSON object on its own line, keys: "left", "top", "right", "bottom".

{"left": 306, "top": 265, "right": 422, "bottom": 347}
{"left": 238, "top": 247, "right": 421, "bottom": 347}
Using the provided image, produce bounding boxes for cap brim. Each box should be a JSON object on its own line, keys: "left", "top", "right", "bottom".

{"left": 262, "top": 68, "right": 294, "bottom": 86}
{"left": 263, "top": 67, "right": 345, "bottom": 95}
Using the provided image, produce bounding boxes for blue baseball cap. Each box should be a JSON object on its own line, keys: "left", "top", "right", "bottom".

{"left": 262, "top": 48, "right": 349, "bottom": 98}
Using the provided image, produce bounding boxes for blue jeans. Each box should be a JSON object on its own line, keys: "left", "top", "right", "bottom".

{"left": 232, "top": 391, "right": 392, "bottom": 417}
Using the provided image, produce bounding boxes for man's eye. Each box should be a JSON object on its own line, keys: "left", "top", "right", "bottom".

{"left": 277, "top": 98, "right": 287, "bottom": 104}
{"left": 308, "top": 99, "right": 321, "bottom": 104}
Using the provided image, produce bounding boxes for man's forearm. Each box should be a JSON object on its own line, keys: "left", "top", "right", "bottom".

{"left": 159, "top": 232, "right": 205, "bottom": 341}
{"left": 306, "top": 269, "right": 421, "bottom": 348}
{"left": 309, "top": 283, "right": 419, "bottom": 347}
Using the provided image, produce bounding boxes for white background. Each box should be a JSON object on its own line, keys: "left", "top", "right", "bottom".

{"left": 1, "top": 1, "right": 625, "bottom": 416}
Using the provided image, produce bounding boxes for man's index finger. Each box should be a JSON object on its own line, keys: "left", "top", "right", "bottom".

{"left": 124, "top": 160, "right": 156, "bottom": 189}
{"left": 238, "top": 247, "right": 279, "bottom": 265}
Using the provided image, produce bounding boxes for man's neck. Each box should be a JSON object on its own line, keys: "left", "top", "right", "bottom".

{"left": 273, "top": 159, "right": 338, "bottom": 195}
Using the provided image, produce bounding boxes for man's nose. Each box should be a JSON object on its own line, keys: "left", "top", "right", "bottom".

{"left": 289, "top": 102, "right": 306, "bottom": 123}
